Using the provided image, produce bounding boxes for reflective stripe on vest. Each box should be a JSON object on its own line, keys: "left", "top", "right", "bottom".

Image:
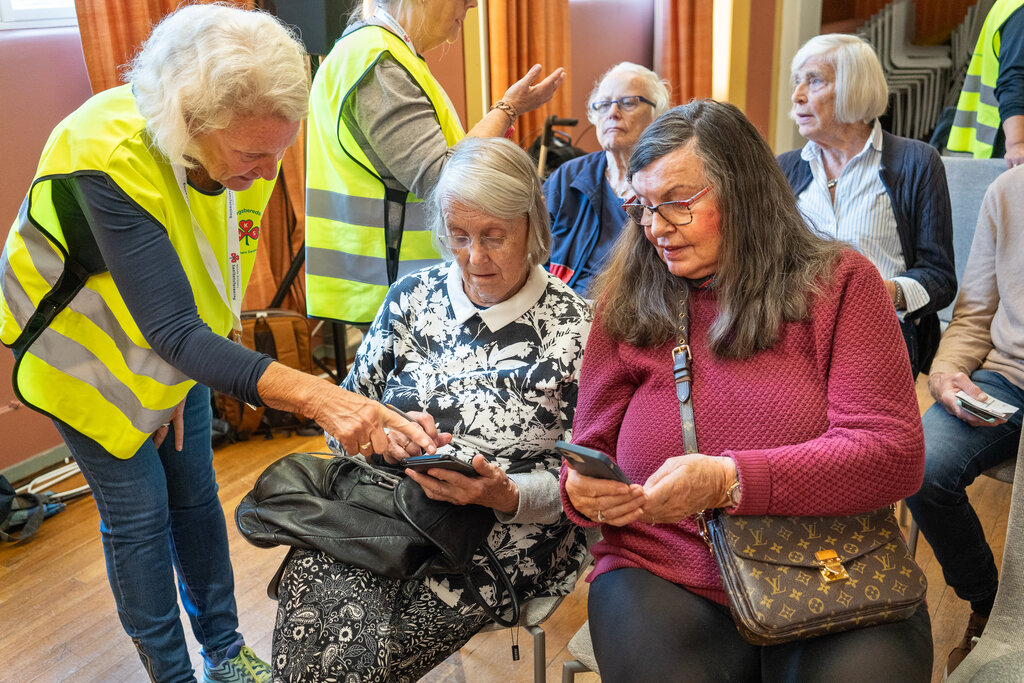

{"left": 949, "top": 0, "right": 1024, "bottom": 157}
{"left": 304, "top": 25, "right": 463, "bottom": 324}
{"left": 0, "top": 85, "right": 272, "bottom": 457}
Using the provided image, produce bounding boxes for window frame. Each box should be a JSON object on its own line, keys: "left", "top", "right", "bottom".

{"left": 0, "top": 0, "right": 77, "bottom": 30}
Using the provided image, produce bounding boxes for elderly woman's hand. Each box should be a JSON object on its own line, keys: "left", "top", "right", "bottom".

{"left": 152, "top": 398, "right": 186, "bottom": 451}
{"left": 380, "top": 411, "right": 453, "bottom": 464}
{"left": 929, "top": 371, "right": 1008, "bottom": 427}
{"left": 256, "top": 363, "right": 438, "bottom": 457}
{"left": 640, "top": 454, "right": 735, "bottom": 524}
{"left": 502, "top": 64, "right": 566, "bottom": 117}
{"left": 406, "top": 454, "right": 520, "bottom": 513}
{"left": 564, "top": 466, "right": 647, "bottom": 526}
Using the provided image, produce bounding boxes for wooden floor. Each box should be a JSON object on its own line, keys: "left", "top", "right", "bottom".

{"left": 0, "top": 377, "right": 1011, "bottom": 682}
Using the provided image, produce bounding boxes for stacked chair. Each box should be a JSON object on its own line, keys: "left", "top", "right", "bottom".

{"left": 857, "top": 0, "right": 993, "bottom": 142}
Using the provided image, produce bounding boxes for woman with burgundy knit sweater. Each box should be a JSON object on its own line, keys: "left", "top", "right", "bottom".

{"left": 561, "top": 100, "right": 933, "bottom": 681}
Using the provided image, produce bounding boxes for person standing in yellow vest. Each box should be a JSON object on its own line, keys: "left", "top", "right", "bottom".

{"left": 0, "top": 6, "right": 435, "bottom": 682}
{"left": 306, "top": 0, "right": 567, "bottom": 324}
{"left": 948, "top": 0, "right": 1024, "bottom": 167}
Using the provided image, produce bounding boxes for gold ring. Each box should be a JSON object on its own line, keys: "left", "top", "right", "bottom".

{"left": 596, "top": 510, "right": 605, "bottom": 523}
{"left": 359, "top": 442, "right": 372, "bottom": 451}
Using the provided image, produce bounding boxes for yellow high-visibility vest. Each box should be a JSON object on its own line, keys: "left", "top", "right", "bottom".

{"left": 305, "top": 24, "right": 464, "bottom": 324}
{"left": 0, "top": 84, "right": 273, "bottom": 457}
{"left": 948, "top": 0, "right": 1024, "bottom": 157}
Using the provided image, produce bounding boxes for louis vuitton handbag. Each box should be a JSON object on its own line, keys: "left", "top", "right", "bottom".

{"left": 671, "top": 292, "right": 926, "bottom": 646}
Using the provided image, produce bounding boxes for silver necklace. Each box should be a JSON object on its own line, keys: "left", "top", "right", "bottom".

{"left": 826, "top": 177, "right": 838, "bottom": 189}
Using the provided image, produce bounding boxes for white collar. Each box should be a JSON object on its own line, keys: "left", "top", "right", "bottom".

{"left": 446, "top": 262, "right": 548, "bottom": 332}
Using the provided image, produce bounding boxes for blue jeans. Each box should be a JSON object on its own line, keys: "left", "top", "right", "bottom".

{"left": 54, "top": 384, "right": 241, "bottom": 682}
{"left": 905, "top": 369, "right": 1024, "bottom": 609}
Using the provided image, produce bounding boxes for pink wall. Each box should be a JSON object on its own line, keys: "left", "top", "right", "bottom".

{"left": 0, "top": 27, "right": 93, "bottom": 471}
{"left": 568, "top": 0, "right": 656, "bottom": 154}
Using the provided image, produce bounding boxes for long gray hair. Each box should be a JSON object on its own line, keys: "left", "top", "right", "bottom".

{"left": 592, "top": 99, "right": 842, "bottom": 358}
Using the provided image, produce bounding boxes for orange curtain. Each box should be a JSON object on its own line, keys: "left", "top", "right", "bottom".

{"left": 487, "top": 0, "right": 573, "bottom": 148}
{"left": 73, "top": 0, "right": 307, "bottom": 313}
{"left": 656, "top": 0, "right": 714, "bottom": 107}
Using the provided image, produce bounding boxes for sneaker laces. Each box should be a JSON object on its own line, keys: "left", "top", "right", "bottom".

{"left": 233, "top": 646, "right": 270, "bottom": 680}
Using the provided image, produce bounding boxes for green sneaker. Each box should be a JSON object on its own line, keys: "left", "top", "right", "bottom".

{"left": 202, "top": 645, "right": 271, "bottom": 683}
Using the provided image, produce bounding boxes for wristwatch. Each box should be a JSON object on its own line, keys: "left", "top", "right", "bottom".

{"left": 726, "top": 478, "right": 742, "bottom": 508}
{"left": 892, "top": 281, "right": 906, "bottom": 311}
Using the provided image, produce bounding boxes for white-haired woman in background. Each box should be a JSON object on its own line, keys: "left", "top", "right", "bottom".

{"left": 273, "top": 137, "right": 591, "bottom": 681}
{"left": 778, "top": 33, "right": 956, "bottom": 378}
{"left": 545, "top": 61, "right": 670, "bottom": 295}
{"left": 0, "top": 5, "right": 436, "bottom": 682}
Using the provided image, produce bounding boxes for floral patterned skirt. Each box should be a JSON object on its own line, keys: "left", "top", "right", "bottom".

{"left": 272, "top": 548, "right": 491, "bottom": 683}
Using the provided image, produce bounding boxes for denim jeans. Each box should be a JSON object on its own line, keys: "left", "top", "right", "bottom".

{"left": 54, "top": 384, "right": 241, "bottom": 682}
{"left": 905, "top": 369, "right": 1024, "bottom": 608}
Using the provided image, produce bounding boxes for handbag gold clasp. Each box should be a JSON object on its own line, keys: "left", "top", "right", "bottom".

{"left": 814, "top": 549, "right": 849, "bottom": 583}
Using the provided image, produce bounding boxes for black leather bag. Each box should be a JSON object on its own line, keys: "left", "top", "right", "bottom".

{"left": 235, "top": 452, "right": 520, "bottom": 626}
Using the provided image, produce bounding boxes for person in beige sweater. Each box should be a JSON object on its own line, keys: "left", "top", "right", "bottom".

{"left": 905, "top": 164, "right": 1024, "bottom": 676}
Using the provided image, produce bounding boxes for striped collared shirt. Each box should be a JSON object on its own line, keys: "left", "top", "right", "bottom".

{"left": 796, "top": 120, "right": 929, "bottom": 315}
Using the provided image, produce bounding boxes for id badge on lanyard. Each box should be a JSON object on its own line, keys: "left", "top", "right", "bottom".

{"left": 172, "top": 164, "right": 243, "bottom": 341}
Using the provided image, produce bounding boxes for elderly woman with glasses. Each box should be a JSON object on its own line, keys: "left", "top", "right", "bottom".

{"left": 273, "top": 137, "right": 591, "bottom": 681}
{"left": 545, "top": 62, "right": 670, "bottom": 296}
{"left": 560, "top": 100, "right": 932, "bottom": 681}
{"left": 778, "top": 33, "right": 956, "bottom": 378}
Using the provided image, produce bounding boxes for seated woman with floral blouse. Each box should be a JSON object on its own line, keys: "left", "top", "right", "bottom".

{"left": 271, "top": 137, "right": 592, "bottom": 681}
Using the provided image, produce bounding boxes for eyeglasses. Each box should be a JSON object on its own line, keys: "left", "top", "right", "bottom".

{"left": 589, "top": 95, "right": 656, "bottom": 114}
{"left": 622, "top": 185, "right": 714, "bottom": 227}
{"left": 438, "top": 233, "right": 511, "bottom": 251}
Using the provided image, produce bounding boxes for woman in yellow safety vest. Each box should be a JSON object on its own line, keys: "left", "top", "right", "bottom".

{"left": 305, "top": 0, "right": 567, "bottom": 324}
{"left": 0, "top": 6, "right": 434, "bottom": 682}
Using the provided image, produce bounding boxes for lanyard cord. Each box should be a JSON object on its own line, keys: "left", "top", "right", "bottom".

{"left": 171, "top": 164, "right": 242, "bottom": 336}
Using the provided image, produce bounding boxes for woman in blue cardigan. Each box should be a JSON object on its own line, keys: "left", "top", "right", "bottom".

{"left": 778, "top": 34, "right": 956, "bottom": 377}
{"left": 545, "top": 62, "right": 670, "bottom": 297}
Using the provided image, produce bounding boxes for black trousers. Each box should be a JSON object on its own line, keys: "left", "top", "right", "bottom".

{"left": 589, "top": 567, "right": 933, "bottom": 683}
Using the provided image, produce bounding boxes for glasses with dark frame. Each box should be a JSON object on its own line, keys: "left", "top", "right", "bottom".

{"left": 589, "top": 95, "right": 656, "bottom": 114}
{"left": 622, "top": 185, "right": 714, "bottom": 227}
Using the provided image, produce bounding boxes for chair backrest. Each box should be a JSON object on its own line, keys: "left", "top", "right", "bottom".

{"left": 939, "top": 157, "right": 1006, "bottom": 324}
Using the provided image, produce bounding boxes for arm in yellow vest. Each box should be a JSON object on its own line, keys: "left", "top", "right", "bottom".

{"left": 255, "top": 362, "right": 438, "bottom": 457}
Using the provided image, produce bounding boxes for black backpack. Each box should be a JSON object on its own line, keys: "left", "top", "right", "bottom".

{"left": 0, "top": 475, "right": 63, "bottom": 542}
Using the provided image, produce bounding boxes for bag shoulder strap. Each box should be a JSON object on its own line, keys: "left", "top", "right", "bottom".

{"left": 462, "top": 544, "right": 521, "bottom": 628}
{"left": 672, "top": 289, "right": 698, "bottom": 455}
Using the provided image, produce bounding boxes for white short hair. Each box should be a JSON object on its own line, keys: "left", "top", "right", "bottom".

{"left": 428, "top": 137, "right": 550, "bottom": 268}
{"left": 790, "top": 34, "right": 888, "bottom": 125}
{"left": 586, "top": 62, "right": 672, "bottom": 125}
{"left": 125, "top": 3, "right": 309, "bottom": 168}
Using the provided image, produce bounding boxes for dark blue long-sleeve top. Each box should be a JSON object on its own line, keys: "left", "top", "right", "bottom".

{"left": 74, "top": 174, "right": 272, "bottom": 405}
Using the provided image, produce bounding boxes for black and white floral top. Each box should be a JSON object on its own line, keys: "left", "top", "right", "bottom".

{"left": 334, "top": 261, "right": 592, "bottom": 611}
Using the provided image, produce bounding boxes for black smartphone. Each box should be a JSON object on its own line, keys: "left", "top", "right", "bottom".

{"left": 555, "top": 440, "right": 632, "bottom": 484}
{"left": 404, "top": 453, "right": 479, "bottom": 477}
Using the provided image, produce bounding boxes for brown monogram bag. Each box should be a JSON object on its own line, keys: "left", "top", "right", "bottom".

{"left": 672, "top": 289, "right": 925, "bottom": 646}
{"left": 697, "top": 507, "right": 926, "bottom": 645}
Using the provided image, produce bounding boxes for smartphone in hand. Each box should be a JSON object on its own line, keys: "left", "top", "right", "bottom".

{"left": 404, "top": 452, "right": 479, "bottom": 477}
{"left": 556, "top": 440, "right": 632, "bottom": 484}
{"left": 955, "top": 390, "right": 1019, "bottom": 423}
